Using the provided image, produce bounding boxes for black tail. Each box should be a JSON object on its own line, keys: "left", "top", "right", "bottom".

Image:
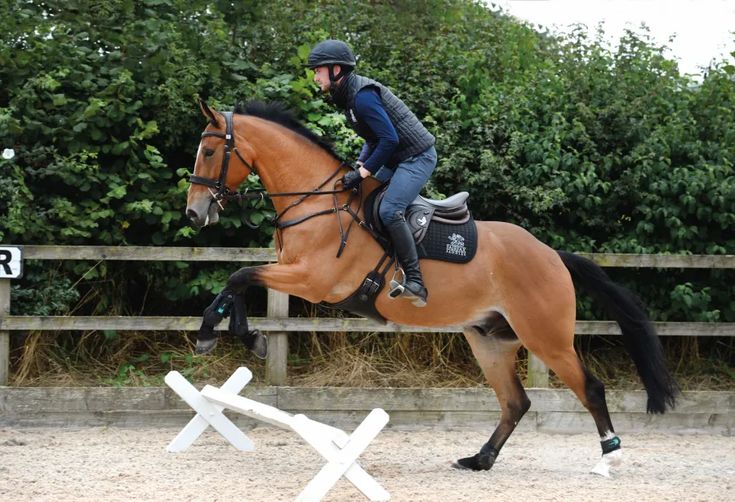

{"left": 557, "top": 251, "right": 678, "bottom": 414}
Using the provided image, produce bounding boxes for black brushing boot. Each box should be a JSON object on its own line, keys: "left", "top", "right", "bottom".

{"left": 385, "top": 212, "right": 428, "bottom": 307}
{"left": 197, "top": 290, "right": 267, "bottom": 358}
{"left": 196, "top": 289, "right": 235, "bottom": 354}
{"left": 229, "top": 293, "right": 268, "bottom": 359}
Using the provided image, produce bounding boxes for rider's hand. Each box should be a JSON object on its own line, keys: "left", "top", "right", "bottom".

{"left": 342, "top": 168, "right": 364, "bottom": 189}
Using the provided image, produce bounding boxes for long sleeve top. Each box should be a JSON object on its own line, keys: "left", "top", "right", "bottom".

{"left": 353, "top": 87, "right": 399, "bottom": 173}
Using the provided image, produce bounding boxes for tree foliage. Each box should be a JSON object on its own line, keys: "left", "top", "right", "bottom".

{"left": 1, "top": 0, "right": 733, "bottom": 322}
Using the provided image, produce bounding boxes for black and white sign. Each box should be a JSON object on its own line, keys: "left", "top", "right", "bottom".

{"left": 0, "top": 246, "right": 23, "bottom": 279}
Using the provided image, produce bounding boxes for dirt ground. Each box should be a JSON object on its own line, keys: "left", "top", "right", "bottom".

{"left": 1, "top": 426, "right": 733, "bottom": 502}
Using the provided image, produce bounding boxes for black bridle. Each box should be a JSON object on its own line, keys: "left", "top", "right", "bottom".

{"left": 189, "top": 111, "right": 255, "bottom": 201}
{"left": 189, "top": 111, "right": 366, "bottom": 255}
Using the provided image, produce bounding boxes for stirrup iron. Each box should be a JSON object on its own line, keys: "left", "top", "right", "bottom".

{"left": 387, "top": 268, "right": 427, "bottom": 307}
{"left": 388, "top": 268, "right": 405, "bottom": 299}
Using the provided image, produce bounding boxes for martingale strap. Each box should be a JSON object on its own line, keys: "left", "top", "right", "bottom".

{"left": 272, "top": 165, "right": 364, "bottom": 258}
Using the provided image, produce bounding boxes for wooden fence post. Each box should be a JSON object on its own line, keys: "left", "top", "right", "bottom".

{"left": 526, "top": 353, "right": 549, "bottom": 388}
{"left": 0, "top": 279, "right": 10, "bottom": 386}
{"left": 265, "top": 289, "right": 289, "bottom": 385}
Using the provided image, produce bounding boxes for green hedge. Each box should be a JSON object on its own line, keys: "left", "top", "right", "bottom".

{"left": 1, "top": 0, "right": 733, "bottom": 322}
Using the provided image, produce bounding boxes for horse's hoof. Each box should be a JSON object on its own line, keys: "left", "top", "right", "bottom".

{"left": 195, "top": 338, "right": 218, "bottom": 355}
{"left": 452, "top": 453, "right": 495, "bottom": 471}
{"left": 250, "top": 331, "right": 268, "bottom": 360}
{"left": 590, "top": 449, "right": 622, "bottom": 477}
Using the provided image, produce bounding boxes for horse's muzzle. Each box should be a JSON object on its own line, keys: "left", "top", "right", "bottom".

{"left": 186, "top": 198, "right": 220, "bottom": 228}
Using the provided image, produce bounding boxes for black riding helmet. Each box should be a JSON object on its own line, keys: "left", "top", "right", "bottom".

{"left": 306, "top": 39, "right": 356, "bottom": 83}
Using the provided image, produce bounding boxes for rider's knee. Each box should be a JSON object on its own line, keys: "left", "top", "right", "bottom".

{"left": 379, "top": 206, "right": 404, "bottom": 225}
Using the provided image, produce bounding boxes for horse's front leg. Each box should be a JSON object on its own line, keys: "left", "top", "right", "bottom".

{"left": 196, "top": 263, "right": 310, "bottom": 355}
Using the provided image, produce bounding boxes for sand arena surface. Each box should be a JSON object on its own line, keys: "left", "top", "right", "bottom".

{"left": 1, "top": 427, "right": 733, "bottom": 501}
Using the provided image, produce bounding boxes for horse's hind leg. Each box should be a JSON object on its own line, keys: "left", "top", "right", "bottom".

{"left": 455, "top": 319, "right": 530, "bottom": 471}
{"left": 532, "top": 345, "right": 623, "bottom": 476}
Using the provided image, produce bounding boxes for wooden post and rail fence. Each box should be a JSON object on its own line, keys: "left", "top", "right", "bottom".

{"left": 0, "top": 245, "right": 733, "bottom": 386}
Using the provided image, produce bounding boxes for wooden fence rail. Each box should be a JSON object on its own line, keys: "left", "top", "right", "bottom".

{"left": 1, "top": 246, "right": 733, "bottom": 386}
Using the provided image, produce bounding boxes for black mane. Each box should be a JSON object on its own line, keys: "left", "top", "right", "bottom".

{"left": 234, "top": 101, "right": 342, "bottom": 160}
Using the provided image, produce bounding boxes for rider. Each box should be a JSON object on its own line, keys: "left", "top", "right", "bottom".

{"left": 306, "top": 39, "right": 437, "bottom": 307}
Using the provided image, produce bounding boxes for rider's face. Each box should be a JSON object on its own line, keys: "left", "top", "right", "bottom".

{"left": 313, "top": 65, "right": 334, "bottom": 92}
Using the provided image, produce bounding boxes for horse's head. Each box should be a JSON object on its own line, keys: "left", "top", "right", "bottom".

{"left": 186, "top": 99, "right": 256, "bottom": 228}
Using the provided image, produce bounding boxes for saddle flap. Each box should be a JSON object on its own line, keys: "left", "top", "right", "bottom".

{"left": 405, "top": 204, "right": 435, "bottom": 243}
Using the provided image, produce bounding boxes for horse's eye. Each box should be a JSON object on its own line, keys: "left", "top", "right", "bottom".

{"left": 204, "top": 149, "right": 215, "bottom": 158}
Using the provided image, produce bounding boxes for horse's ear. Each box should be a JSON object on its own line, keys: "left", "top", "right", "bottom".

{"left": 199, "top": 98, "right": 220, "bottom": 128}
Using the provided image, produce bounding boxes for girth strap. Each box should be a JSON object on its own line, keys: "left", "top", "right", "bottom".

{"left": 322, "top": 251, "right": 394, "bottom": 324}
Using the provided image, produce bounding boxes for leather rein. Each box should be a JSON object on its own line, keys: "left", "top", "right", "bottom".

{"left": 188, "top": 111, "right": 365, "bottom": 256}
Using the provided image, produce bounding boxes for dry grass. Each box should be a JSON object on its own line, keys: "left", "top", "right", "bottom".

{"left": 289, "top": 332, "right": 484, "bottom": 388}
{"left": 11, "top": 330, "right": 258, "bottom": 387}
{"left": 8, "top": 329, "right": 734, "bottom": 391}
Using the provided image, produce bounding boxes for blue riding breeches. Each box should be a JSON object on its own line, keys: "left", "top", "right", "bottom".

{"left": 374, "top": 146, "right": 437, "bottom": 225}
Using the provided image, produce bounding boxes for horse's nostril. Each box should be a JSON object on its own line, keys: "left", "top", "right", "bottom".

{"left": 186, "top": 208, "right": 199, "bottom": 221}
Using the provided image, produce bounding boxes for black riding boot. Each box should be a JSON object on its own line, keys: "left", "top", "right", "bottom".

{"left": 385, "top": 213, "right": 428, "bottom": 307}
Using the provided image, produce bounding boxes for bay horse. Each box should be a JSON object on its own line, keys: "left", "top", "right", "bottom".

{"left": 185, "top": 100, "right": 677, "bottom": 476}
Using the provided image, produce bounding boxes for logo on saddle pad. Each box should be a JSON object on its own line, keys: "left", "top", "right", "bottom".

{"left": 446, "top": 233, "right": 467, "bottom": 256}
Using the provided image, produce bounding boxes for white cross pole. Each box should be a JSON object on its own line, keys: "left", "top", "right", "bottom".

{"left": 291, "top": 409, "right": 390, "bottom": 502}
{"left": 165, "top": 367, "right": 255, "bottom": 452}
{"left": 200, "top": 383, "right": 391, "bottom": 501}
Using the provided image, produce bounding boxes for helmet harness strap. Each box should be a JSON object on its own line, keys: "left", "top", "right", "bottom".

{"left": 328, "top": 64, "right": 346, "bottom": 84}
